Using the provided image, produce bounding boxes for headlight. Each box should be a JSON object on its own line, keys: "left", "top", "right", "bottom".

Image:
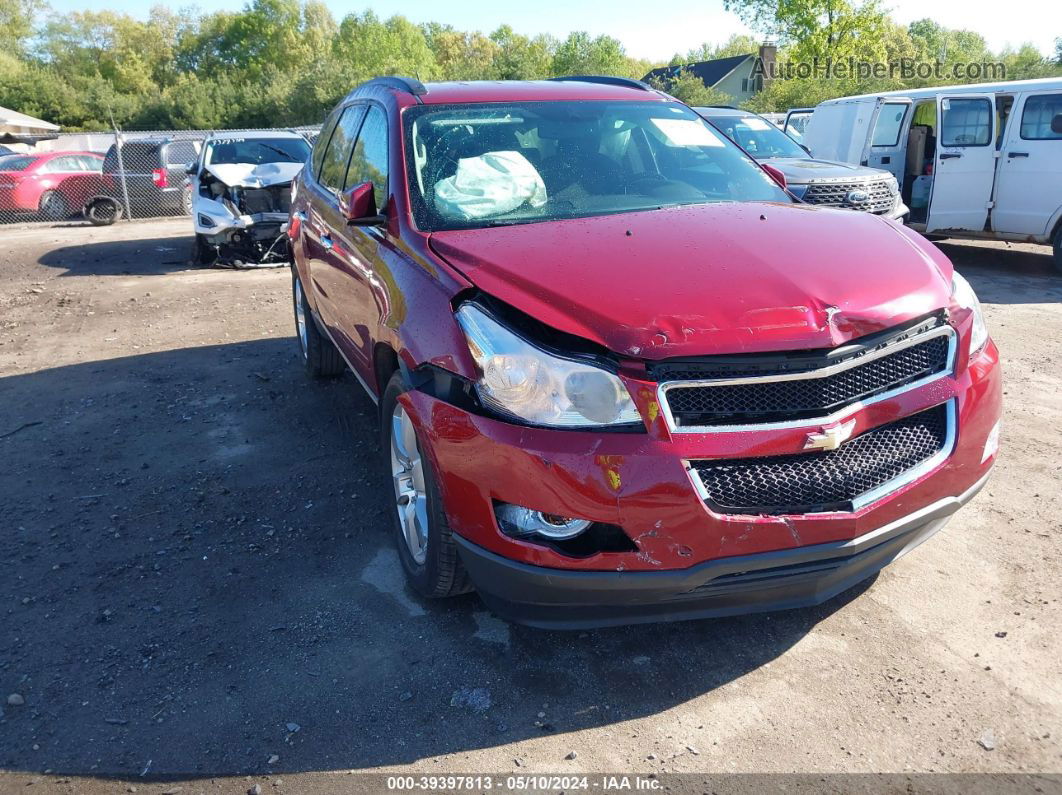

{"left": 455, "top": 303, "right": 641, "bottom": 428}
{"left": 952, "top": 271, "right": 988, "bottom": 354}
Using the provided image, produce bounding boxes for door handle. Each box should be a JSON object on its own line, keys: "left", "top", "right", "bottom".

{"left": 1007, "top": 151, "right": 1029, "bottom": 158}
{"left": 321, "top": 234, "right": 333, "bottom": 250}
{"left": 940, "top": 153, "right": 962, "bottom": 160}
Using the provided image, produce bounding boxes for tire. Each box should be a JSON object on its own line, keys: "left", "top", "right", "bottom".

{"left": 1053, "top": 226, "right": 1062, "bottom": 276}
{"left": 85, "top": 197, "right": 121, "bottom": 226}
{"left": 38, "top": 191, "right": 69, "bottom": 221}
{"left": 291, "top": 267, "right": 344, "bottom": 378}
{"left": 381, "top": 371, "right": 472, "bottom": 599}
{"left": 192, "top": 234, "right": 217, "bottom": 267}
{"left": 182, "top": 184, "right": 193, "bottom": 216}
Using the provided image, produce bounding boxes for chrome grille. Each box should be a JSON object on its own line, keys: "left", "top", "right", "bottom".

{"left": 689, "top": 403, "right": 951, "bottom": 515}
{"left": 664, "top": 334, "right": 949, "bottom": 428}
{"left": 802, "top": 178, "right": 895, "bottom": 214}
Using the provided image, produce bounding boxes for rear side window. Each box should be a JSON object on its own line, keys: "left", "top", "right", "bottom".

{"left": 317, "top": 105, "right": 366, "bottom": 192}
{"left": 940, "top": 98, "right": 992, "bottom": 147}
{"left": 1020, "top": 94, "right": 1062, "bottom": 141}
{"left": 344, "top": 105, "right": 389, "bottom": 208}
{"left": 103, "top": 143, "right": 162, "bottom": 172}
{"left": 872, "top": 103, "right": 908, "bottom": 146}
{"left": 75, "top": 155, "right": 103, "bottom": 171}
{"left": 40, "top": 155, "right": 84, "bottom": 173}
{"left": 166, "top": 141, "right": 199, "bottom": 166}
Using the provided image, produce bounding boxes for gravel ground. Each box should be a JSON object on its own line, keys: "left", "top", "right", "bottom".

{"left": 0, "top": 219, "right": 1059, "bottom": 793}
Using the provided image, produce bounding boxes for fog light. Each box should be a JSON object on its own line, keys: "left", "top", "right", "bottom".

{"left": 982, "top": 420, "right": 1000, "bottom": 463}
{"left": 495, "top": 503, "right": 591, "bottom": 540}
{"left": 197, "top": 213, "right": 216, "bottom": 229}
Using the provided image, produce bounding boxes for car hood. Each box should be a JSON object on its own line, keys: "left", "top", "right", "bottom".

{"left": 204, "top": 162, "right": 303, "bottom": 188}
{"left": 428, "top": 202, "right": 952, "bottom": 359}
{"left": 760, "top": 157, "right": 890, "bottom": 183}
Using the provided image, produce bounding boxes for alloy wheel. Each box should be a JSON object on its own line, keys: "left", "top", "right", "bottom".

{"left": 293, "top": 278, "right": 309, "bottom": 360}
{"left": 390, "top": 403, "right": 429, "bottom": 565}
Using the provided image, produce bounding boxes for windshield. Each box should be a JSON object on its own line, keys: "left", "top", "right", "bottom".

{"left": 0, "top": 155, "right": 37, "bottom": 172}
{"left": 205, "top": 137, "right": 310, "bottom": 166}
{"left": 405, "top": 100, "right": 790, "bottom": 231}
{"left": 699, "top": 113, "right": 806, "bottom": 159}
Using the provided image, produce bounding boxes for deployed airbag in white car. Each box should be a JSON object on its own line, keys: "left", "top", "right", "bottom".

{"left": 434, "top": 151, "right": 547, "bottom": 220}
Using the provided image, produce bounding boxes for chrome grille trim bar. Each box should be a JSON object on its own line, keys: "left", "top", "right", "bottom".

{"left": 658, "top": 324, "right": 957, "bottom": 434}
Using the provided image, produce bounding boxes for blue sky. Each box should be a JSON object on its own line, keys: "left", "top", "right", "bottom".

{"left": 41, "top": 0, "right": 1061, "bottom": 60}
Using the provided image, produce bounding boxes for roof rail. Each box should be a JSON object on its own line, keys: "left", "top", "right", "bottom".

{"left": 362, "top": 76, "right": 428, "bottom": 97}
{"left": 547, "top": 75, "right": 653, "bottom": 92}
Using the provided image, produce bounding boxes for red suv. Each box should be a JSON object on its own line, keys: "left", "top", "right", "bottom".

{"left": 288, "top": 77, "right": 1001, "bottom": 628}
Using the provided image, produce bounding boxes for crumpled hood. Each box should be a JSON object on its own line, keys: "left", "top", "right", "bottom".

{"left": 429, "top": 202, "right": 952, "bottom": 359}
{"left": 760, "top": 157, "right": 892, "bottom": 183}
{"left": 204, "top": 162, "right": 303, "bottom": 188}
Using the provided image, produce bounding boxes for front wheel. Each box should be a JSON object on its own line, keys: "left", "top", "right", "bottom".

{"left": 381, "top": 372, "right": 471, "bottom": 599}
{"left": 192, "top": 234, "right": 217, "bottom": 266}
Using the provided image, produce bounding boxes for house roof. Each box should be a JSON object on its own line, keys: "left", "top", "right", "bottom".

{"left": 643, "top": 54, "right": 753, "bottom": 89}
{"left": 0, "top": 106, "right": 60, "bottom": 134}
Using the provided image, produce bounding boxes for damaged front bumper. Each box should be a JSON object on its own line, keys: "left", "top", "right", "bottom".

{"left": 196, "top": 201, "right": 290, "bottom": 268}
{"left": 455, "top": 471, "right": 989, "bottom": 629}
{"left": 399, "top": 341, "right": 1000, "bottom": 629}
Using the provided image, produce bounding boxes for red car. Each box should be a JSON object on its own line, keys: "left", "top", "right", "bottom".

{"left": 0, "top": 151, "right": 105, "bottom": 219}
{"left": 289, "top": 77, "right": 1002, "bottom": 628}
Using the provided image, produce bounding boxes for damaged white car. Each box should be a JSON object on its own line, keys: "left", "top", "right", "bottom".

{"left": 188, "top": 132, "right": 311, "bottom": 267}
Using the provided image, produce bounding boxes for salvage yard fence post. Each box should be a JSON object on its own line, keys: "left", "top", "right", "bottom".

{"left": 112, "top": 127, "right": 133, "bottom": 223}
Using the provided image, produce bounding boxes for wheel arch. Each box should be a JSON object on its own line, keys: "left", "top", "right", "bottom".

{"left": 374, "top": 342, "right": 401, "bottom": 398}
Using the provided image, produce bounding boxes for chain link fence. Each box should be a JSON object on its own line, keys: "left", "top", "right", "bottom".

{"left": 0, "top": 126, "right": 318, "bottom": 227}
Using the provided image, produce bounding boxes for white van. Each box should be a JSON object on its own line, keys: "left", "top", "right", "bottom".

{"left": 791, "top": 78, "right": 1062, "bottom": 270}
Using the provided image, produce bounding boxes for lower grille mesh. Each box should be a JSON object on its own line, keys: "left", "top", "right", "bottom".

{"left": 690, "top": 404, "right": 949, "bottom": 515}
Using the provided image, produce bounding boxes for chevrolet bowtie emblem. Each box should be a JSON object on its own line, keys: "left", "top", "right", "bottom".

{"left": 803, "top": 419, "right": 857, "bottom": 452}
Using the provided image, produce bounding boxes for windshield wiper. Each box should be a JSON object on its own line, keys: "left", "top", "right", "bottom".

{"left": 257, "top": 143, "right": 299, "bottom": 161}
{"left": 479, "top": 218, "right": 535, "bottom": 227}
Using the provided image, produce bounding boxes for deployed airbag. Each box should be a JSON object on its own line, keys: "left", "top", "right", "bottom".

{"left": 434, "top": 151, "right": 547, "bottom": 220}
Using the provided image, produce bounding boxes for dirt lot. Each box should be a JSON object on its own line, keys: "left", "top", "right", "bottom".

{"left": 0, "top": 219, "right": 1060, "bottom": 792}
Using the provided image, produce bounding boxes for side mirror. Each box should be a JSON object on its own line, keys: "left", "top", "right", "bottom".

{"left": 185, "top": 162, "right": 196, "bottom": 175}
{"left": 761, "top": 163, "right": 787, "bottom": 191}
{"left": 1051, "top": 114, "right": 1062, "bottom": 136}
{"left": 341, "top": 181, "right": 386, "bottom": 226}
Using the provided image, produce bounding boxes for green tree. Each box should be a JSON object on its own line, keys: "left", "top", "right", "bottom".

{"left": 551, "top": 31, "right": 630, "bottom": 76}
{"left": 0, "top": 0, "right": 43, "bottom": 56}
{"left": 998, "top": 43, "right": 1062, "bottom": 81}
{"left": 725, "top": 0, "right": 891, "bottom": 62}
{"left": 426, "top": 26, "right": 499, "bottom": 80}
{"left": 647, "top": 70, "right": 733, "bottom": 106}
{"left": 333, "top": 11, "right": 437, "bottom": 82}
{"left": 489, "top": 25, "right": 555, "bottom": 79}
{"left": 676, "top": 34, "right": 760, "bottom": 64}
